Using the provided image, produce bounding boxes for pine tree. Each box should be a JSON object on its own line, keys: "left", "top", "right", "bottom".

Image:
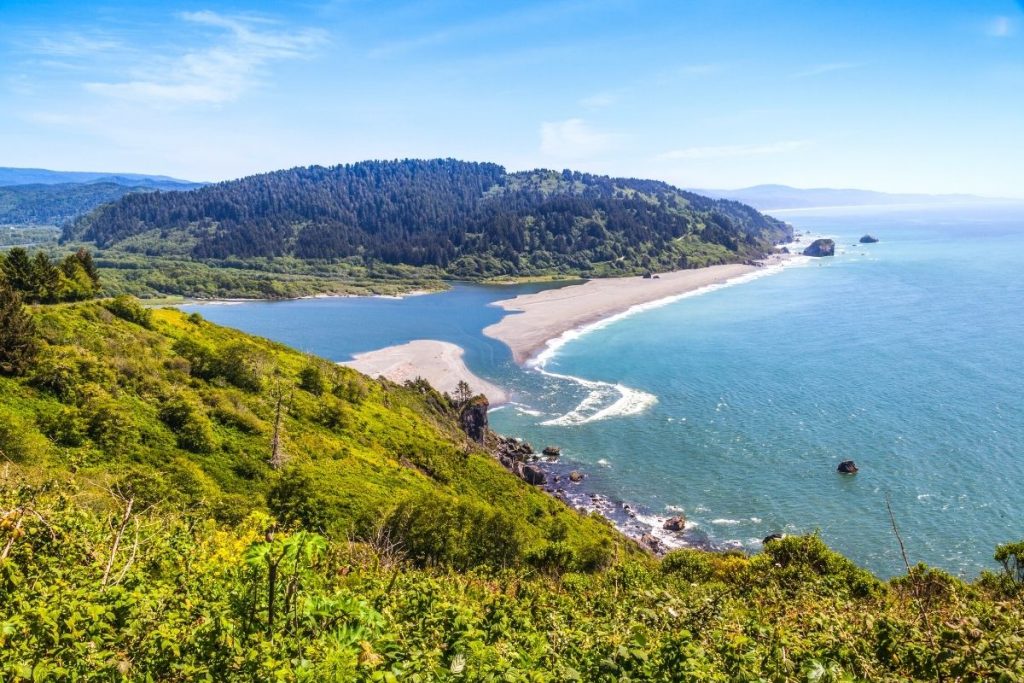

{"left": 0, "top": 279, "right": 38, "bottom": 375}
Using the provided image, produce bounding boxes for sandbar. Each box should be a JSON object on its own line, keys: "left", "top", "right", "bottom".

{"left": 342, "top": 339, "right": 507, "bottom": 404}
{"left": 484, "top": 263, "right": 769, "bottom": 364}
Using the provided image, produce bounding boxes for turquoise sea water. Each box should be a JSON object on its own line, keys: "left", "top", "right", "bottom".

{"left": 183, "top": 203, "right": 1024, "bottom": 577}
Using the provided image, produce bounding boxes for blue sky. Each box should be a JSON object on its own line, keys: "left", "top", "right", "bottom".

{"left": 1, "top": 0, "right": 1022, "bottom": 196}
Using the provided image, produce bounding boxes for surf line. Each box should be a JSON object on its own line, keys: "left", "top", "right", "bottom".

{"left": 524, "top": 256, "right": 811, "bottom": 426}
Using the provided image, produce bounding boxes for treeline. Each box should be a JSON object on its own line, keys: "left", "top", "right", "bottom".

{"left": 66, "top": 159, "right": 792, "bottom": 277}
{"left": 0, "top": 182, "right": 146, "bottom": 226}
{"left": 0, "top": 247, "right": 100, "bottom": 304}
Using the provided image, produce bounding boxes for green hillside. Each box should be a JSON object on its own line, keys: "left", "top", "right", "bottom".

{"left": 60, "top": 159, "right": 792, "bottom": 299}
{"left": 1, "top": 295, "right": 1023, "bottom": 680}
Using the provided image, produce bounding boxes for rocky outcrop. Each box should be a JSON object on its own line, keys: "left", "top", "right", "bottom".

{"left": 802, "top": 238, "right": 835, "bottom": 257}
{"left": 568, "top": 470, "right": 584, "bottom": 483}
{"left": 459, "top": 396, "right": 489, "bottom": 443}
{"left": 639, "top": 533, "right": 661, "bottom": 552}
{"left": 837, "top": 460, "right": 859, "bottom": 474}
{"left": 522, "top": 464, "right": 546, "bottom": 486}
{"left": 762, "top": 533, "right": 785, "bottom": 545}
{"left": 859, "top": 234, "right": 879, "bottom": 243}
{"left": 662, "top": 516, "right": 686, "bottom": 532}
{"left": 542, "top": 445, "right": 561, "bottom": 458}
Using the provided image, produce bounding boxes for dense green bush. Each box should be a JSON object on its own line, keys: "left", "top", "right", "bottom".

{"left": 102, "top": 294, "right": 153, "bottom": 328}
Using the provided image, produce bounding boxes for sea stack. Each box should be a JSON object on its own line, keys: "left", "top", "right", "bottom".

{"left": 859, "top": 234, "right": 879, "bottom": 243}
{"left": 803, "top": 238, "right": 835, "bottom": 257}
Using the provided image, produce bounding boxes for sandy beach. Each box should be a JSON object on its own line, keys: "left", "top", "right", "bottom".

{"left": 483, "top": 263, "right": 765, "bottom": 364}
{"left": 342, "top": 339, "right": 508, "bottom": 404}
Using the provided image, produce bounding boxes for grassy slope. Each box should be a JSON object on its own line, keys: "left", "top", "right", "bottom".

{"left": 2, "top": 302, "right": 1022, "bottom": 681}
{"left": 0, "top": 302, "right": 619, "bottom": 555}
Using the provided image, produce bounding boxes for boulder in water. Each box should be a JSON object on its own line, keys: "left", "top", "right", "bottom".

{"left": 542, "top": 445, "right": 561, "bottom": 458}
{"left": 568, "top": 470, "right": 584, "bottom": 483}
{"left": 837, "top": 460, "right": 859, "bottom": 474}
{"left": 802, "top": 238, "right": 835, "bottom": 257}
{"left": 663, "top": 516, "right": 686, "bottom": 532}
{"left": 859, "top": 234, "right": 879, "bottom": 244}
{"left": 762, "top": 533, "right": 785, "bottom": 545}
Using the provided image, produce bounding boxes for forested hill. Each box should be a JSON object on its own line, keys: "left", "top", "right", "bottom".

{"left": 65, "top": 159, "right": 792, "bottom": 278}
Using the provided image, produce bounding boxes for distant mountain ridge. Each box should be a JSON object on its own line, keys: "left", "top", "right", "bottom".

{"left": 694, "top": 184, "right": 1013, "bottom": 211}
{"left": 65, "top": 158, "right": 792, "bottom": 279}
{"left": 0, "top": 166, "right": 202, "bottom": 190}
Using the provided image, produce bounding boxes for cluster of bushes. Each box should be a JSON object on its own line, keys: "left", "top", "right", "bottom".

{"left": 1, "top": 477, "right": 1023, "bottom": 681}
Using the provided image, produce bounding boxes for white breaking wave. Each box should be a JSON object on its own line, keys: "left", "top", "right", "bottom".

{"left": 537, "top": 366, "right": 657, "bottom": 426}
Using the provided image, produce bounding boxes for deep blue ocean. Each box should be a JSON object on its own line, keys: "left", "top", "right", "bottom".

{"left": 183, "top": 203, "right": 1024, "bottom": 578}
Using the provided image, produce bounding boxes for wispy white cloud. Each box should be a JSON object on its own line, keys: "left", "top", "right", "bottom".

{"left": 34, "top": 34, "right": 123, "bottom": 57}
{"left": 540, "top": 118, "right": 618, "bottom": 158}
{"left": 579, "top": 91, "right": 617, "bottom": 109}
{"left": 986, "top": 16, "right": 1017, "bottom": 37}
{"left": 369, "top": 0, "right": 593, "bottom": 58}
{"left": 84, "top": 11, "right": 326, "bottom": 105}
{"left": 791, "top": 62, "right": 862, "bottom": 79}
{"left": 658, "top": 140, "right": 811, "bottom": 160}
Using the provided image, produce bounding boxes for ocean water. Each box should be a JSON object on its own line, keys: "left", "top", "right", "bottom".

{"left": 184, "top": 203, "right": 1024, "bottom": 578}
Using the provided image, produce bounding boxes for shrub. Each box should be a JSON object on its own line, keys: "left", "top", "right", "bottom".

{"left": 0, "top": 413, "right": 43, "bottom": 462}
{"left": 158, "top": 397, "right": 217, "bottom": 453}
{"left": 102, "top": 295, "right": 153, "bottom": 328}
{"left": 84, "top": 398, "right": 138, "bottom": 454}
{"left": 384, "top": 491, "right": 525, "bottom": 570}
{"left": 38, "top": 407, "right": 87, "bottom": 447}
{"left": 994, "top": 540, "right": 1024, "bottom": 591}
{"left": 219, "top": 343, "right": 264, "bottom": 392}
{"left": 267, "top": 468, "right": 332, "bottom": 532}
{"left": 298, "top": 365, "right": 325, "bottom": 396}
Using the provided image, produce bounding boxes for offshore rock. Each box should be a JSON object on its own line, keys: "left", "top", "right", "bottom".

{"left": 859, "top": 234, "right": 879, "bottom": 243}
{"left": 662, "top": 516, "right": 686, "bottom": 532}
{"left": 762, "top": 533, "right": 785, "bottom": 545}
{"left": 568, "top": 470, "right": 585, "bottom": 483}
{"left": 542, "top": 445, "right": 561, "bottom": 458}
{"left": 837, "top": 460, "right": 859, "bottom": 474}
{"left": 459, "top": 396, "right": 489, "bottom": 443}
{"left": 802, "top": 238, "right": 835, "bottom": 257}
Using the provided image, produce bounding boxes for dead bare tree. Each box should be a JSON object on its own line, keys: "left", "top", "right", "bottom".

{"left": 269, "top": 379, "right": 292, "bottom": 470}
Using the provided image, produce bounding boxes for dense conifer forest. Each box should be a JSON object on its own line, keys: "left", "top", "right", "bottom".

{"left": 65, "top": 159, "right": 792, "bottom": 280}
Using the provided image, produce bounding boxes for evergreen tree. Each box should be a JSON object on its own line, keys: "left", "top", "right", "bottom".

{"left": 0, "top": 280, "right": 38, "bottom": 375}
{"left": 1, "top": 247, "right": 34, "bottom": 293}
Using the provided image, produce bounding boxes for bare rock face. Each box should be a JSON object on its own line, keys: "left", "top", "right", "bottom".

{"left": 803, "top": 238, "right": 835, "bottom": 257}
{"left": 837, "top": 460, "right": 859, "bottom": 474}
{"left": 662, "top": 516, "right": 686, "bottom": 532}
{"left": 458, "top": 396, "right": 489, "bottom": 443}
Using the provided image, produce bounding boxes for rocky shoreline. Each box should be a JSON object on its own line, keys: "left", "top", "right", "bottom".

{"left": 459, "top": 397, "right": 726, "bottom": 554}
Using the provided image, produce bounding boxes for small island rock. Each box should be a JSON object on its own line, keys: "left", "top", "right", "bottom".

{"left": 837, "top": 460, "right": 859, "bottom": 474}
{"left": 802, "top": 238, "right": 835, "bottom": 257}
{"left": 859, "top": 234, "right": 879, "bottom": 243}
{"left": 542, "top": 445, "right": 561, "bottom": 457}
{"left": 568, "top": 470, "right": 584, "bottom": 483}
